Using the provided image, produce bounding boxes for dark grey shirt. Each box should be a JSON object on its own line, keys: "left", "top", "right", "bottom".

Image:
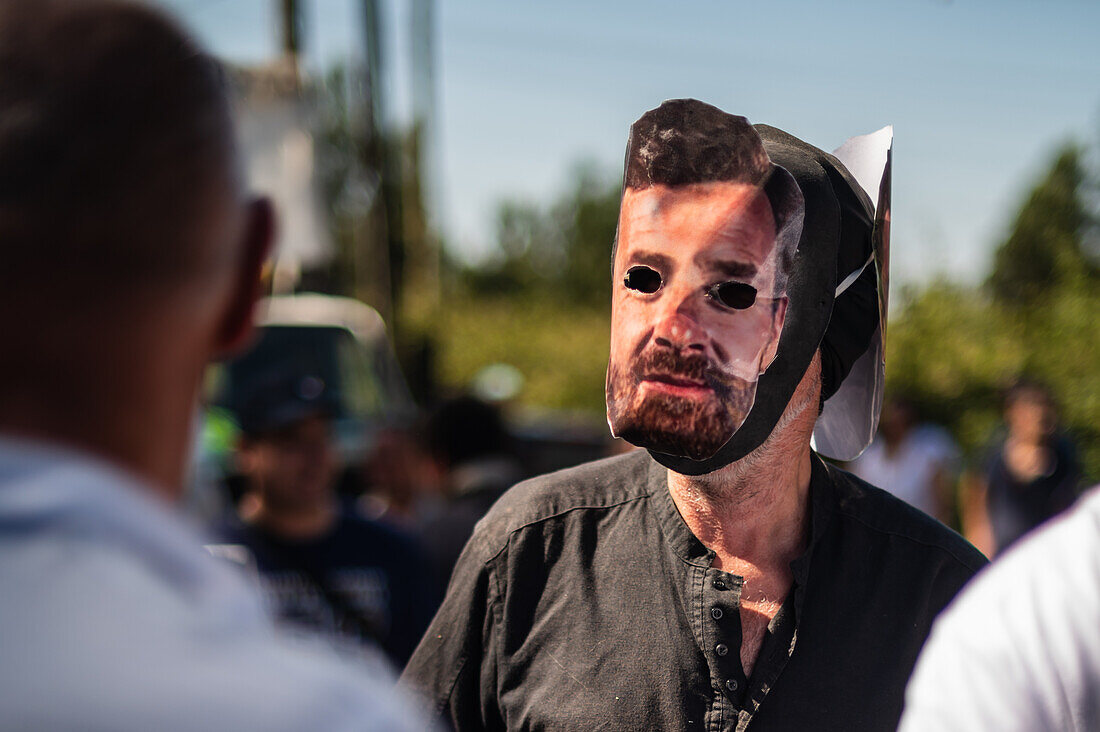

{"left": 402, "top": 449, "right": 986, "bottom": 731}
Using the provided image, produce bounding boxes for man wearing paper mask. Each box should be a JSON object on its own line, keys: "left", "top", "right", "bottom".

{"left": 403, "top": 100, "right": 985, "bottom": 731}
{"left": 606, "top": 103, "right": 800, "bottom": 461}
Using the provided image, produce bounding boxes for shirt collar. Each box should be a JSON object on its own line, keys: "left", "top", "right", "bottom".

{"left": 0, "top": 434, "right": 154, "bottom": 518}
{"left": 648, "top": 450, "right": 837, "bottom": 582}
{"left": 789, "top": 454, "right": 836, "bottom": 591}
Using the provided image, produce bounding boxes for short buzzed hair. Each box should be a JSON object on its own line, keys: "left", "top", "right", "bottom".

{"left": 0, "top": 0, "right": 237, "bottom": 294}
{"left": 622, "top": 99, "right": 803, "bottom": 288}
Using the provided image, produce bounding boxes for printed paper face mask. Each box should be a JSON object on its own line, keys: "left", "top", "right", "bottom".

{"left": 811, "top": 125, "right": 893, "bottom": 461}
{"left": 607, "top": 100, "right": 890, "bottom": 474}
{"left": 605, "top": 101, "right": 803, "bottom": 460}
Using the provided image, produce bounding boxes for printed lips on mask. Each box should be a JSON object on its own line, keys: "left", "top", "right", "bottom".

{"left": 609, "top": 341, "right": 757, "bottom": 461}
{"left": 634, "top": 347, "right": 735, "bottom": 397}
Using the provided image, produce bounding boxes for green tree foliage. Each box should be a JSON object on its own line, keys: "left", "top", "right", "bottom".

{"left": 433, "top": 296, "right": 610, "bottom": 412}
{"left": 886, "top": 283, "right": 1024, "bottom": 455}
{"left": 987, "top": 144, "right": 1097, "bottom": 306}
{"left": 460, "top": 163, "right": 620, "bottom": 309}
{"left": 424, "top": 162, "right": 620, "bottom": 416}
{"left": 562, "top": 167, "right": 622, "bottom": 306}
{"left": 890, "top": 141, "right": 1100, "bottom": 479}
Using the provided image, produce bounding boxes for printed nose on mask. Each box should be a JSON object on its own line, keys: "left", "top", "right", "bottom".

{"left": 653, "top": 309, "right": 706, "bottom": 351}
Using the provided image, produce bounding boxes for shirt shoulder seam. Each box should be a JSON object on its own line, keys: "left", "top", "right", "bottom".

{"left": 824, "top": 462, "right": 986, "bottom": 571}
{"left": 833, "top": 510, "right": 986, "bottom": 572}
{"left": 482, "top": 492, "right": 650, "bottom": 568}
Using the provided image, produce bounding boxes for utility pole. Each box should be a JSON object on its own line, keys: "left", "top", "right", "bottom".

{"left": 279, "top": 0, "right": 302, "bottom": 85}
{"left": 404, "top": 0, "right": 440, "bottom": 313}
{"left": 354, "top": 0, "right": 396, "bottom": 326}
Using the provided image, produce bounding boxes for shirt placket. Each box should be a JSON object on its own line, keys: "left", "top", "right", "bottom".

{"left": 700, "top": 567, "right": 747, "bottom": 731}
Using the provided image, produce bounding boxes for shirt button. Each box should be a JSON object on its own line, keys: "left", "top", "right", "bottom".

{"left": 714, "top": 580, "right": 726, "bottom": 590}
{"left": 726, "top": 678, "right": 739, "bottom": 692}
{"left": 711, "top": 607, "right": 723, "bottom": 620}
{"left": 715, "top": 643, "right": 729, "bottom": 657}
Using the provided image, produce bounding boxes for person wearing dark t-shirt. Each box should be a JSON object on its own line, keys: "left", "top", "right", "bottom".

{"left": 219, "top": 373, "right": 436, "bottom": 668}
{"left": 964, "top": 379, "right": 1082, "bottom": 556}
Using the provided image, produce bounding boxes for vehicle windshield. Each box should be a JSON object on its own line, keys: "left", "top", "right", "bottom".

{"left": 211, "top": 325, "right": 412, "bottom": 421}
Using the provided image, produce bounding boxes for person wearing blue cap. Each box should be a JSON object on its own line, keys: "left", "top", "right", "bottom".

{"left": 402, "top": 99, "right": 986, "bottom": 731}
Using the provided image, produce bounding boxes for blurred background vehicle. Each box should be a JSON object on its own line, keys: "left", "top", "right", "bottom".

{"left": 196, "top": 293, "right": 414, "bottom": 512}
{"left": 192, "top": 291, "right": 614, "bottom": 523}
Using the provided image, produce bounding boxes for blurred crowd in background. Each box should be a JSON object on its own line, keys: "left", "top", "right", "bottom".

{"left": 189, "top": 293, "right": 617, "bottom": 668}
{"left": 187, "top": 286, "right": 1090, "bottom": 671}
{"left": 173, "top": 4, "right": 1099, "bottom": 662}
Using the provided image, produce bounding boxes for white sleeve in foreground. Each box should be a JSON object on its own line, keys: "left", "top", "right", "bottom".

{"left": 899, "top": 488, "right": 1100, "bottom": 732}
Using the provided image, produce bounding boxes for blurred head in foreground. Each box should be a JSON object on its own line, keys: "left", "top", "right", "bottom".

{"left": 0, "top": 0, "right": 274, "bottom": 493}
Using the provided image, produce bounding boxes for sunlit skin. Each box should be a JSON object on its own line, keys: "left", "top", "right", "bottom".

{"left": 606, "top": 181, "right": 787, "bottom": 458}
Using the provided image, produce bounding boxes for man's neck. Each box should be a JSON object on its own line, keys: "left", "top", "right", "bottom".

{"left": 0, "top": 367, "right": 200, "bottom": 502}
{"left": 0, "top": 305, "right": 212, "bottom": 501}
{"left": 666, "top": 371, "right": 821, "bottom": 679}
{"left": 666, "top": 364, "right": 821, "bottom": 572}
{"left": 667, "top": 429, "right": 813, "bottom": 572}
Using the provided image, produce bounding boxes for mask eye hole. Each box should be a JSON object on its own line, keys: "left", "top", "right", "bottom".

{"left": 624, "top": 265, "right": 662, "bottom": 294}
{"left": 707, "top": 281, "right": 758, "bottom": 310}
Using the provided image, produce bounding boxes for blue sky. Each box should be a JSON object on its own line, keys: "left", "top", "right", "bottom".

{"left": 162, "top": 0, "right": 1100, "bottom": 289}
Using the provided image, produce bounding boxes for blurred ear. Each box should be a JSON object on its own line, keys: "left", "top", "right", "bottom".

{"left": 214, "top": 197, "right": 275, "bottom": 357}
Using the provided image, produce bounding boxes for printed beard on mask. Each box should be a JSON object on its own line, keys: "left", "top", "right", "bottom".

{"left": 607, "top": 346, "right": 757, "bottom": 460}
{"left": 604, "top": 99, "right": 803, "bottom": 461}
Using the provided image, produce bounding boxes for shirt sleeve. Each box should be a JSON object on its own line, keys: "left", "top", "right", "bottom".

{"left": 899, "top": 489, "right": 1100, "bottom": 732}
{"left": 898, "top": 595, "right": 1054, "bottom": 732}
{"left": 399, "top": 533, "right": 505, "bottom": 731}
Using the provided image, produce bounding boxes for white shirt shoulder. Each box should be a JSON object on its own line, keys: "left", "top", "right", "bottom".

{"left": 0, "top": 438, "right": 426, "bottom": 731}
{"left": 900, "top": 486, "right": 1100, "bottom": 732}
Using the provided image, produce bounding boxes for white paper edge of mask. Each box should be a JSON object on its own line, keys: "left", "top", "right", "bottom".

{"left": 811, "top": 125, "right": 892, "bottom": 461}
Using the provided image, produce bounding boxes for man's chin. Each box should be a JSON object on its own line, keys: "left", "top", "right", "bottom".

{"left": 615, "top": 425, "right": 728, "bottom": 461}
{"left": 609, "top": 394, "right": 744, "bottom": 461}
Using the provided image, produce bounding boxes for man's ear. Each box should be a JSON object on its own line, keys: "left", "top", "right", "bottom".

{"left": 214, "top": 197, "right": 275, "bottom": 357}
{"left": 759, "top": 296, "right": 788, "bottom": 374}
